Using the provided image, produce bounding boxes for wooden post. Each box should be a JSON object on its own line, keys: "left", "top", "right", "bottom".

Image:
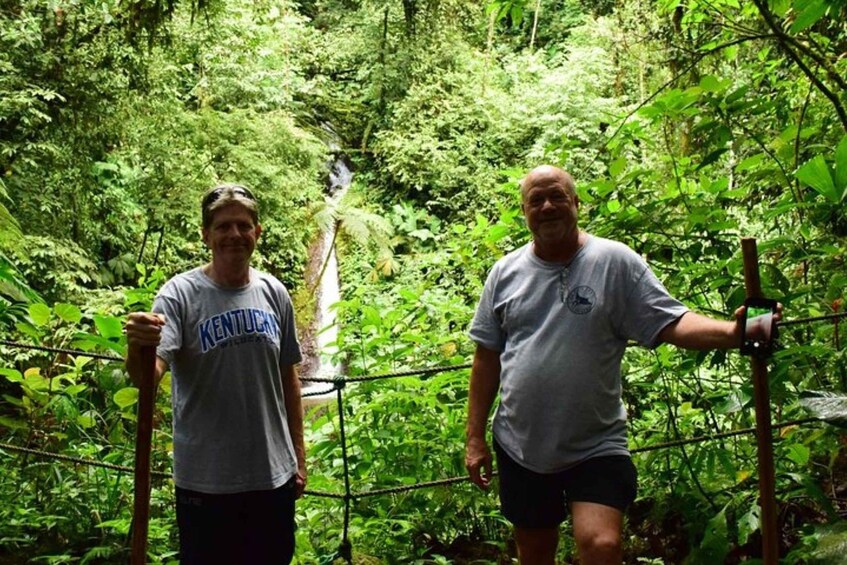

{"left": 131, "top": 346, "right": 156, "bottom": 565}
{"left": 741, "top": 238, "right": 779, "bottom": 564}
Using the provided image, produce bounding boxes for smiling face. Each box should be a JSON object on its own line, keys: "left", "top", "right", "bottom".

{"left": 521, "top": 166, "right": 580, "bottom": 247}
{"left": 202, "top": 202, "right": 262, "bottom": 267}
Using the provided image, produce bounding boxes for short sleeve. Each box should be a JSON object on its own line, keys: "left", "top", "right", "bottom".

{"left": 469, "top": 265, "right": 506, "bottom": 352}
{"left": 276, "top": 285, "right": 302, "bottom": 366}
{"left": 152, "top": 293, "right": 183, "bottom": 366}
{"left": 616, "top": 266, "right": 688, "bottom": 348}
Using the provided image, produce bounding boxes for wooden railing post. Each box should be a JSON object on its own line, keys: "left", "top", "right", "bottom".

{"left": 741, "top": 238, "right": 779, "bottom": 564}
{"left": 131, "top": 346, "right": 156, "bottom": 565}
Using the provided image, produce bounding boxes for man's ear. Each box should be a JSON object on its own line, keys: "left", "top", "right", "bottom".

{"left": 201, "top": 227, "right": 209, "bottom": 247}
{"left": 255, "top": 224, "right": 262, "bottom": 239}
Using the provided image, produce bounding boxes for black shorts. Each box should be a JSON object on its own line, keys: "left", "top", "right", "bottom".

{"left": 494, "top": 440, "right": 637, "bottom": 529}
{"left": 175, "top": 478, "right": 296, "bottom": 565}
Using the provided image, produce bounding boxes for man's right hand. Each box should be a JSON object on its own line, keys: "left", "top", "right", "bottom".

{"left": 465, "top": 436, "right": 493, "bottom": 490}
{"left": 125, "top": 312, "right": 165, "bottom": 348}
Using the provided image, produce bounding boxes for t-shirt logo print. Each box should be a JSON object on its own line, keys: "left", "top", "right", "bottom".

{"left": 566, "top": 286, "right": 596, "bottom": 314}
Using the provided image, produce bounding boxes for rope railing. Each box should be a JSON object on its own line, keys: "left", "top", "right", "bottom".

{"left": 0, "top": 416, "right": 826, "bottom": 496}
{"left": 0, "top": 309, "right": 844, "bottom": 563}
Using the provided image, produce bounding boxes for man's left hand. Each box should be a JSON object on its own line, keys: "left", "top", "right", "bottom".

{"left": 294, "top": 468, "right": 307, "bottom": 499}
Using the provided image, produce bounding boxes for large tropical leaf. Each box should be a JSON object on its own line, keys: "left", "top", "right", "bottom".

{"left": 796, "top": 155, "right": 838, "bottom": 202}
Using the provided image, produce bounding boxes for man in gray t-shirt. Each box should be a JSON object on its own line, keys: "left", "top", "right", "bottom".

{"left": 465, "top": 165, "right": 767, "bottom": 565}
{"left": 125, "top": 184, "right": 305, "bottom": 564}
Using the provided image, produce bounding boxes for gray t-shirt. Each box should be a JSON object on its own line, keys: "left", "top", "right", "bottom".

{"left": 470, "top": 236, "right": 688, "bottom": 473}
{"left": 153, "top": 267, "right": 302, "bottom": 493}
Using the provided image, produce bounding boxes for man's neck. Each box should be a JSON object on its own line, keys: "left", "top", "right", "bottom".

{"left": 532, "top": 231, "right": 586, "bottom": 263}
{"left": 204, "top": 261, "right": 251, "bottom": 288}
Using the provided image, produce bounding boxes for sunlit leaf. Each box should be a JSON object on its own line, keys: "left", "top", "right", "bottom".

{"left": 113, "top": 387, "right": 139, "bottom": 409}
{"left": 789, "top": 0, "right": 829, "bottom": 33}
{"left": 54, "top": 303, "right": 81, "bottom": 324}
{"left": 94, "top": 315, "right": 124, "bottom": 339}
{"left": 28, "top": 303, "right": 51, "bottom": 327}
{"left": 0, "top": 368, "right": 23, "bottom": 383}
{"left": 796, "top": 155, "right": 837, "bottom": 202}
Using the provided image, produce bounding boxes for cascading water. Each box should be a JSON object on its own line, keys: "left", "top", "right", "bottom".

{"left": 301, "top": 151, "right": 351, "bottom": 406}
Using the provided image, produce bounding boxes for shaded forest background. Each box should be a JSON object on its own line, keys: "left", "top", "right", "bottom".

{"left": 1, "top": 0, "right": 847, "bottom": 562}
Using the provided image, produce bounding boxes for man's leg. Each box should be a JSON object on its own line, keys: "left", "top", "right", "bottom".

{"left": 571, "top": 501, "right": 624, "bottom": 565}
{"left": 242, "top": 479, "right": 296, "bottom": 565}
{"left": 514, "top": 525, "right": 559, "bottom": 565}
{"left": 564, "top": 455, "right": 637, "bottom": 565}
{"left": 493, "top": 440, "right": 567, "bottom": 565}
{"left": 175, "top": 487, "right": 239, "bottom": 565}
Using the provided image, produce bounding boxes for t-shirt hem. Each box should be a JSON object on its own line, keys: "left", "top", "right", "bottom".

{"left": 173, "top": 469, "right": 296, "bottom": 494}
{"left": 494, "top": 430, "right": 630, "bottom": 473}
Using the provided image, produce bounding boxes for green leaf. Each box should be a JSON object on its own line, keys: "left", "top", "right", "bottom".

{"left": 14, "top": 322, "right": 42, "bottom": 340}
{"left": 113, "top": 387, "right": 139, "bottom": 409}
{"left": 785, "top": 443, "right": 810, "bottom": 465}
{"left": 94, "top": 315, "right": 124, "bottom": 339}
{"left": 510, "top": 5, "right": 524, "bottom": 25}
{"left": 0, "top": 415, "right": 26, "bottom": 430}
{"left": 789, "top": 0, "right": 829, "bottom": 33}
{"left": 72, "top": 334, "right": 125, "bottom": 357}
{"left": 699, "top": 507, "right": 730, "bottom": 561}
{"left": 699, "top": 75, "right": 723, "bottom": 93}
{"left": 609, "top": 157, "right": 627, "bottom": 178}
{"left": 796, "top": 155, "right": 838, "bottom": 202}
{"left": 738, "top": 503, "right": 760, "bottom": 544}
{"left": 77, "top": 411, "right": 97, "bottom": 429}
{"left": 28, "top": 303, "right": 51, "bottom": 327}
{"left": 0, "top": 368, "right": 23, "bottom": 383}
{"left": 54, "top": 303, "right": 82, "bottom": 324}
{"left": 736, "top": 153, "right": 765, "bottom": 172}
{"left": 835, "top": 135, "right": 847, "bottom": 197}
{"left": 696, "top": 148, "right": 729, "bottom": 171}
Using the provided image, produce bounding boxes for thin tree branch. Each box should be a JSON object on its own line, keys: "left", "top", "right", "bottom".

{"left": 751, "top": 0, "right": 847, "bottom": 131}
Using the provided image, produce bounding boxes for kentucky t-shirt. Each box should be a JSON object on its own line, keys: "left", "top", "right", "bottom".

{"left": 154, "top": 267, "right": 302, "bottom": 493}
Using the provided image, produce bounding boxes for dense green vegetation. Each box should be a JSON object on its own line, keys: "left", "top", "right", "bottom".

{"left": 2, "top": 0, "right": 847, "bottom": 562}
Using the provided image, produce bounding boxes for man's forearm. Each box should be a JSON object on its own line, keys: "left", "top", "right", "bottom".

{"left": 281, "top": 365, "right": 306, "bottom": 467}
{"left": 659, "top": 311, "right": 740, "bottom": 350}
{"left": 466, "top": 345, "right": 502, "bottom": 441}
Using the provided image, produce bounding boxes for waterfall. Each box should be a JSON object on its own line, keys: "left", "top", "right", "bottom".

{"left": 301, "top": 152, "right": 351, "bottom": 406}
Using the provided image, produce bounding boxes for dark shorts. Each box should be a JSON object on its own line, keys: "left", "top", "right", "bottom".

{"left": 175, "top": 478, "right": 296, "bottom": 565}
{"left": 494, "top": 440, "right": 637, "bottom": 529}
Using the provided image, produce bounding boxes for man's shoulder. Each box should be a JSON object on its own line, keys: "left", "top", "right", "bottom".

{"left": 251, "top": 268, "right": 287, "bottom": 290}
{"left": 159, "top": 267, "right": 203, "bottom": 294}
{"left": 586, "top": 235, "right": 643, "bottom": 263}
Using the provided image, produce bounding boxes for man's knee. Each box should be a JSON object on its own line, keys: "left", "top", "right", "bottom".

{"left": 574, "top": 528, "right": 622, "bottom": 562}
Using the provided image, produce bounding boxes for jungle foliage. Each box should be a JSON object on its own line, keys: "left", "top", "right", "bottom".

{"left": 2, "top": 0, "right": 847, "bottom": 562}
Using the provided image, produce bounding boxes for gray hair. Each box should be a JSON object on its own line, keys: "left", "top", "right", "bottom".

{"left": 201, "top": 184, "right": 259, "bottom": 228}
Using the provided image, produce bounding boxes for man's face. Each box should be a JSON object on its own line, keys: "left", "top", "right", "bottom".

{"left": 521, "top": 171, "right": 579, "bottom": 244}
{"left": 202, "top": 203, "right": 262, "bottom": 264}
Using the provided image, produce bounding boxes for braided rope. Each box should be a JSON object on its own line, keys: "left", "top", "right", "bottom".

{"left": 300, "top": 363, "right": 473, "bottom": 383}
{"left": 0, "top": 416, "right": 826, "bottom": 498}
{"left": 631, "top": 417, "right": 819, "bottom": 453}
{"left": 0, "top": 441, "right": 170, "bottom": 479}
{"left": 0, "top": 339, "right": 123, "bottom": 362}
{"left": 776, "top": 312, "right": 847, "bottom": 327}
